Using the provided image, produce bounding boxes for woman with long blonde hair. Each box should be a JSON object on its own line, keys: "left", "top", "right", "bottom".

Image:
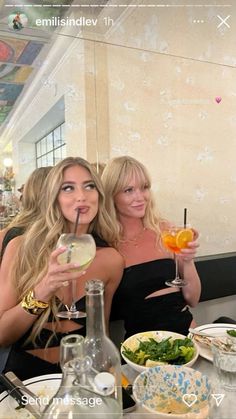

{"left": 0, "top": 166, "right": 52, "bottom": 261}
{"left": 102, "top": 156, "right": 201, "bottom": 339}
{"left": 0, "top": 157, "right": 123, "bottom": 381}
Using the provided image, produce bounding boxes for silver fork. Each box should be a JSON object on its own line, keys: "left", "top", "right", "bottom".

{"left": 188, "top": 328, "right": 216, "bottom": 338}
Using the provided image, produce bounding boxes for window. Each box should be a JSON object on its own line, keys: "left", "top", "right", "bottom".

{"left": 36, "top": 123, "right": 66, "bottom": 167}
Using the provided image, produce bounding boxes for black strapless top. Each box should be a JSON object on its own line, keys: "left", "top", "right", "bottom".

{"left": 1, "top": 234, "right": 109, "bottom": 384}
{"left": 111, "top": 259, "right": 193, "bottom": 338}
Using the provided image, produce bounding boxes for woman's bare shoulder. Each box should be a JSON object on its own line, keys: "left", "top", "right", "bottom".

{"left": 1, "top": 235, "right": 23, "bottom": 260}
{"left": 7, "top": 234, "right": 23, "bottom": 247}
{"left": 97, "top": 247, "right": 124, "bottom": 267}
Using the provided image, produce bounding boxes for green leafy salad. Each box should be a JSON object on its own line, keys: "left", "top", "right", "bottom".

{"left": 122, "top": 337, "right": 195, "bottom": 366}
{"left": 227, "top": 329, "right": 236, "bottom": 337}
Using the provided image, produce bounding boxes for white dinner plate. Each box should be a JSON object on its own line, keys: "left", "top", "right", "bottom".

{"left": 193, "top": 323, "right": 236, "bottom": 362}
{"left": 0, "top": 373, "right": 61, "bottom": 418}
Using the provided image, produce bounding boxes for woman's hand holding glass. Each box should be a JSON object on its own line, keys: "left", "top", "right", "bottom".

{"left": 56, "top": 233, "right": 96, "bottom": 318}
{"left": 161, "top": 226, "right": 198, "bottom": 287}
{"left": 176, "top": 228, "right": 199, "bottom": 263}
{"left": 33, "top": 246, "right": 85, "bottom": 304}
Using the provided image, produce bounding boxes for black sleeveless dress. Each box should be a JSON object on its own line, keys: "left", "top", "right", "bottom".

{"left": 111, "top": 258, "right": 193, "bottom": 339}
{"left": 0, "top": 233, "right": 108, "bottom": 386}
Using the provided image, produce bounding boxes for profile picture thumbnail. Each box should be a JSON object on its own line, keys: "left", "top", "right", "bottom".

{"left": 8, "top": 12, "right": 28, "bottom": 31}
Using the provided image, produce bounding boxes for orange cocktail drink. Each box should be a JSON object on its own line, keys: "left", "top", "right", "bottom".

{"left": 162, "top": 228, "right": 194, "bottom": 254}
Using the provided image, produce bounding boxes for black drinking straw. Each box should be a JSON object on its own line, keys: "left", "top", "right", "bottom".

{"left": 74, "top": 208, "right": 80, "bottom": 235}
{"left": 67, "top": 209, "right": 80, "bottom": 263}
{"left": 184, "top": 208, "right": 187, "bottom": 229}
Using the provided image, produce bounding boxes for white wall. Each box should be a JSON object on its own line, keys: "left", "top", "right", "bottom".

{"left": 3, "top": 1, "right": 236, "bottom": 257}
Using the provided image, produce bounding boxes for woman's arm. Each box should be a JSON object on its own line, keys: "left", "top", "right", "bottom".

{"left": 179, "top": 260, "right": 201, "bottom": 307}
{"left": 178, "top": 232, "right": 201, "bottom": 307}
{"left": 0, "top": 237, "right": 88, "bottom": 346}
{"left": 0, "top": 237, "right": 37, "bottom": 346}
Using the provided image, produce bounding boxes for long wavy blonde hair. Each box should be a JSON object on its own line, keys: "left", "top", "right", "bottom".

{"left": 101, "top": 156, "right": 163, "bottom": 248}
{"left": 10, "top": 157, "right": 114, "bottom": 345}
{"left": 6, "top": 167, "right": 52, "bottom": 231}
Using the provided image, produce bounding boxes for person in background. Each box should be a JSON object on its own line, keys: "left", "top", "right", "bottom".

{"left": 17, "top": 183, "right": 24, "bottom": 202}
{"left": 0, "top": 190, "right": 5, "bottom": 216}
{"left": 102, "top": 156, "right": 201, "bottom": 339}
{"left": 0, "top": 157, "right": 123, "bottom": 382}
{"left": 0, "top": 167, "right": 52, "bottom": 263}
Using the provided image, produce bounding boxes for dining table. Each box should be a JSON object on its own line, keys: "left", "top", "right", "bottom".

{"left": 0, "top": 354, "right": 234, "bottom": 418}
{"left": 122, "top": 356, "right": 236, "bottom": 419}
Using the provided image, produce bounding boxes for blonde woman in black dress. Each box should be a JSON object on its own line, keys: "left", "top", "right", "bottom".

{"left": 102, "top": 156, "right": 201, "bottom": 339}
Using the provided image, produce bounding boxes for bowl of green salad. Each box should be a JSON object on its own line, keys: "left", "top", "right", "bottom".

{"left": 121, "top": 330, "right": 199, "bottom": 372}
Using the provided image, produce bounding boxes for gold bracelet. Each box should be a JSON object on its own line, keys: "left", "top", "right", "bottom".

{"left": 21, "top": 290, "right": 49, "bottom": 316}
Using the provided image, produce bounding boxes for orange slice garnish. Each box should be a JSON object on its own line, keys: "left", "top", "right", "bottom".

{"left": 162, "top": 233, "right": 178, "bottom": 252}
{"left": 176, "top": 229, "right": 194, "bottom": 249}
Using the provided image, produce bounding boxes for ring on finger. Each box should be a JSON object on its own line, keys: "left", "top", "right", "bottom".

{"left": 62, "top": 281, "right": 69, "bottom": 287}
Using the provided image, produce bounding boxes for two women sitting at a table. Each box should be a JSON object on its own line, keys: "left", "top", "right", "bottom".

{"left": 0, "top": 157, "right": 123, "bottom": 380}
{"left": 0, "top": 155, "right": 201, "bottom": 382}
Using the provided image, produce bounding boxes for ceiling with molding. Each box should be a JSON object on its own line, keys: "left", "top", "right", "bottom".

{"left": 0, "top": 0, "right": 111, "bottom": 157}
{"left": 0, "top": 1, "right": 74, "bottom": 148}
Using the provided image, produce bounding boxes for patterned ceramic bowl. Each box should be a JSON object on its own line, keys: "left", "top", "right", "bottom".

{"left": 133, "top": 365, "right": 212, "bottom": 419}
{"left": 121, "top": 330, "right": 199, "bottom": 373}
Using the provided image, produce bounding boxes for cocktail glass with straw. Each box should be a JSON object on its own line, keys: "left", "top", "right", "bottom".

{"left": 161, "top": 208, "right": 194, "bottom": 287}
{"left": 56, "top": 209, "right": 96, "bottom": 318}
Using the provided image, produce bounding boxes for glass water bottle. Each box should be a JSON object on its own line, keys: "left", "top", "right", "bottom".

{"left": 42, "top": 280, "right": 123, "bottom": 418}
{"left": 83, "top": 279, "right": 123, "bottom": 418}
{"left": 42, "top": 334, "right": 92, "bottom": 418}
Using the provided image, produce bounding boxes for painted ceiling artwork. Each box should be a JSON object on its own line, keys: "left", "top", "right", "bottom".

{"left": 0, "top": 37, "right": 44, "bottom": 125}
{"left": 0, "top": 0, "right": 107, "bottom": 130}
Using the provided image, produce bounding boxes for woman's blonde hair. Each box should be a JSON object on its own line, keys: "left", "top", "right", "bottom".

{"left": 7, "top": 167, "right": 52, "bottom": 231}
{"left": 10, "top": 157, "right": 114, "bottom": 345}
{"left": 101, "top": 156, "right": 162, "bottom": 247}
{"left": 90, "top": 162, "right": 106, "bottom": 178}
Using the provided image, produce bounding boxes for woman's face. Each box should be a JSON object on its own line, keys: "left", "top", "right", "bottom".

{"left": 58, "top": 165, "right": 99, "bottom": 232}
{"left": 114, "top": 174, "right": 150, "bottom": 220}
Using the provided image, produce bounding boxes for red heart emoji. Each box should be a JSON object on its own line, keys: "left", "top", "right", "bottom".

{"left": 215, "top": 96, "right": 222, "bottom": 103}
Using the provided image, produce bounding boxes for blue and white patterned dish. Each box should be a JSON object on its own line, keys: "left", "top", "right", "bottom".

{"left": 133, "top": 365, "right": 212, "bottom": 418}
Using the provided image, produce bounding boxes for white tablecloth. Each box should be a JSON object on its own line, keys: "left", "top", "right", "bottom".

{"left": 122, "top": 356, "right": 236, "bottom": 418}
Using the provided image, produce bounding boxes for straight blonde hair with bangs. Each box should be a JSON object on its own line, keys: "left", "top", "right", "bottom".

{"left": 101, "top": 156, "right": 163, "bottom": 248}
{"left": 10, "top": 157, "right": 114, "bottom": 345}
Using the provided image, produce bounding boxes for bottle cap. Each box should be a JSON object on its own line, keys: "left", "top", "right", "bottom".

{"left": 94, "top": 372, "right": 115, "bottom": 395}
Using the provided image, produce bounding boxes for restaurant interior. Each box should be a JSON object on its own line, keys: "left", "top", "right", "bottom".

{"left": 0, "top": 0, "right": 235, "bottom": 333}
